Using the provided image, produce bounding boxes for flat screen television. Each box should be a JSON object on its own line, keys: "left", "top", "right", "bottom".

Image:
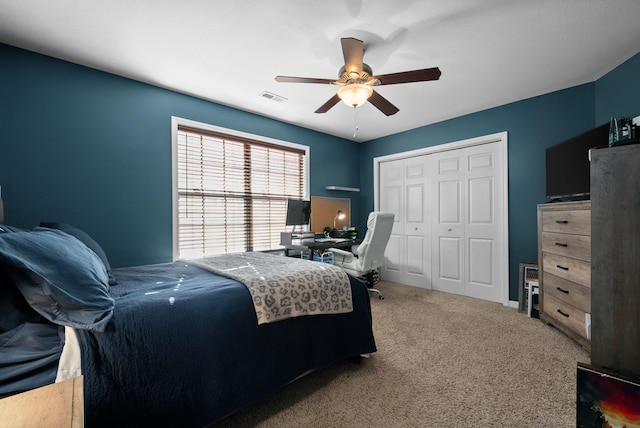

{"left": 285, "top": 199, "right": 311, "bottom": 226}
{"left": 546, "top": 124, "right": 609, "bottom": 202}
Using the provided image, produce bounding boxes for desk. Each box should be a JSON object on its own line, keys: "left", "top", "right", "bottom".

{"left": 283, "top": 238, "right": 359, "bottom": 259}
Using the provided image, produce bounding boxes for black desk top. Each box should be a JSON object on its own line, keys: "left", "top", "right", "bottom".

{"left": 314, "top": 237, "right": 354, "bottom": 244}
{"left": 306, "top": 238, "right": 360, "bottom": 251}
{"left": 282, "top": 238, "right": 361, "bottom": 258}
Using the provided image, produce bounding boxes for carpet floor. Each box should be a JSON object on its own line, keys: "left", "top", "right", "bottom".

{"left": 215, "top": 281, "right": 590, "bottom": 427}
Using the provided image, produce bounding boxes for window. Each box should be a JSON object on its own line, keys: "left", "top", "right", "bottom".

{"left": 172, "top": 117, "right": 309, "bottom": 259}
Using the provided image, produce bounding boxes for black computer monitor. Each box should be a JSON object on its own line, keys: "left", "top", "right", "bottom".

{"left": 285, "top": 199, "right": 311, "bottom": 226}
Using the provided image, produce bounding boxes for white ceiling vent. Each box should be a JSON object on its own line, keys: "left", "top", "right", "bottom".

{"left": 259, "top": 91, "right": 287, "bottom": 103}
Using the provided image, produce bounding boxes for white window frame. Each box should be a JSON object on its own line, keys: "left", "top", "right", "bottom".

{"left": 171, "top": 116, "right": 310, "bottom": 260}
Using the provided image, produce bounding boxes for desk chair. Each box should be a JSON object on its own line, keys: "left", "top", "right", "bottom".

{"left": 329, "top": 211, "right": 394, "bottom": 299}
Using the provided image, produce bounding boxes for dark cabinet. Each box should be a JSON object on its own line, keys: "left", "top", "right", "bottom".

{"left": 590, "top": 144, "right": 640, "bottom": 380}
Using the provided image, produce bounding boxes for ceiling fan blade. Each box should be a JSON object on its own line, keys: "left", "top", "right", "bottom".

{"left": 373, "top": 67, "right": 442, "bottom": 85}
{"left": 341, "top": 37, "right": 364, "bottom": 76}
{"left": 368, "top": 90, "right": 399, "bottom": 116}
{"left": 275, "top": 76, "right": 336, "bottom": 85}
{"left": 315, "top": 94, "right": 342, "bottom": 114}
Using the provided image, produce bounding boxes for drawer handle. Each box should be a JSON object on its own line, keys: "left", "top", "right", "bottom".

{"left": 556, "top": 265, "right": 569, "bottom": 271}
{"left": 557, "top": 309, "right": 570, "bottom": 318}
{"left": 555, "top": 242, "right": 568, "bottom": 247}
{"left": 556, "top": 287, "right": 569, "bottom": 294}
{"left": 555, "top": 220, "right": 568, "bottom": 224}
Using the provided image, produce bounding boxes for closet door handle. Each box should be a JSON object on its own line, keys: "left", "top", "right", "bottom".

{"left": 556, "top": 265, "right": 569, "bottom": 271}
{"left": 557, "top": 309, "right": 569, "bottom": 318}
{"left": 555, "top": 242, "right": 568, "bottom": 247}
{"left": 555, "top": 220, "right": 568, "bottom": 224}
{"left": 556, "top": 287, "right": 569, "bottom": 294}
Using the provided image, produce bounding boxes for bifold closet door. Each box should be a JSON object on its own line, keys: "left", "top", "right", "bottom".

{"left": 379, "top": 159, "right": 404, "bottom": 284}
{"left": 379, "top": 157, "right": 431, "bottom": 288}
{"left": 431, "top": 142, "right": 504, "bottom": 303}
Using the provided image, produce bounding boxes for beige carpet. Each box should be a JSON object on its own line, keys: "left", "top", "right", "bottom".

{"left": 215, "top": 281, "right": 590, "bottom": 427}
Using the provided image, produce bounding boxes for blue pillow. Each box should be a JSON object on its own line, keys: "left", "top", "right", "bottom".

{"left": 0, "top": 224, "right": 24, "bottom": 233}
{"left": 0, "top": 265, "right": 41, "bottom": 333}
{"left": 40, "top": 222, "right": 117, "bottom": 285}
{"left": 0, "top": 228, "right": 114, "bottom": 332}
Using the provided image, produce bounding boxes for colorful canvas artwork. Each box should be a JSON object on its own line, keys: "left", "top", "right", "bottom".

{"left": 577, "top": 363, "right": 640, "bottom": 428}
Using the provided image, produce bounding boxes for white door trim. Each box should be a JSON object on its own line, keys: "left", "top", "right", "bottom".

{"left": 373, "top": 131, "right": 510, "bottom": 306}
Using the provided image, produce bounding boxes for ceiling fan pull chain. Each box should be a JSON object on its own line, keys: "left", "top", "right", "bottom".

{"left": 353, "top": 107, "right": 359, "bottom": 138}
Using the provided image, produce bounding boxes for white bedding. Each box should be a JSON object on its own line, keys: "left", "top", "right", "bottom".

{"left": 55, "top": 326, "right": 82, "bottom": 382}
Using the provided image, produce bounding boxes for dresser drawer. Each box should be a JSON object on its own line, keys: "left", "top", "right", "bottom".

{"left": 543, "top": 252, "right": 590, "bottom": 288}
{"left": 544, "top": 293, "right": 589, "bottom": 341}
{"left": 544, "top": 272, "right": 591, "bottom": 313}
{"left": 542, "top": 209, "right": 590, "bottom": 235}
{"left": 541, "top": 231, "right": 591, "bottom": 261}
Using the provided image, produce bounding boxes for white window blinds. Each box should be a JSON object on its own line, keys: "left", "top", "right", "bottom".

{"left": 176, "top": 125, "right": 307, "bottom": 259}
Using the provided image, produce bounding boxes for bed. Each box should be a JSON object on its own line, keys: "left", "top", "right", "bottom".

{"left": 0, "top": 223, "right": 376, "bottom": 427}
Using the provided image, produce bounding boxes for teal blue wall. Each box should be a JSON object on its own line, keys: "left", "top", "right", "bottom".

{"left": 594, "top": 53, "right": 640, "bottom": 124}
{"left": 2, "top": 41, "right": 638, "bottom": 299}
{"left": 358, "top": 51, "right": 640, "bottom": 301}
{"left": 0, "top": 43, "right": 359, "bottom": 267}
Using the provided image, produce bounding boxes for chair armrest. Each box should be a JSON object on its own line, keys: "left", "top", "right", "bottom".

{"left": 328, "top": 248, "right": 354, "bottom": 264}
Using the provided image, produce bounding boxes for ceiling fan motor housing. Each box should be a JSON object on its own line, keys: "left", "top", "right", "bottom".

{"left": 339, "top": 63, "right": 374, "bottom": 85}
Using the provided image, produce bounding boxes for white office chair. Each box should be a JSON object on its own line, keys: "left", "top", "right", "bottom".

{"left": 329, "top": 211, "right": 395, "bottom": 299}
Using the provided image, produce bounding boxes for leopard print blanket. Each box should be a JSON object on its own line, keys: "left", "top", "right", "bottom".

{"left": 189, "top": 252, "right": 353, "bottom": 324}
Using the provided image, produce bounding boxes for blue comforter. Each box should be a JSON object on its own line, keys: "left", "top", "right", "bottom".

{"left": 77, "top": 261, "right": 376, "bottom": 427}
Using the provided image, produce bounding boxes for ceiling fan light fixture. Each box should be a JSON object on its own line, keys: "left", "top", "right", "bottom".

{"left": 337, "top": 83, "right": 373, "bottom": 108}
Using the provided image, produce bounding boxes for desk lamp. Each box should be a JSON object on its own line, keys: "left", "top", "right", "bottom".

{"left": 333, "top": 210, "right": 346, "bottom": 229}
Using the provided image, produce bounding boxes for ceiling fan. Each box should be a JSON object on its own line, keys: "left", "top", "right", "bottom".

{"left": 275, "top": 37, "right": 441, "bottom": 116}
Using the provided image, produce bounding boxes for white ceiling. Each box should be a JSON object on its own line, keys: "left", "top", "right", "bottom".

{"left": 1, "top": 0, "right": 640, "bottom": 142}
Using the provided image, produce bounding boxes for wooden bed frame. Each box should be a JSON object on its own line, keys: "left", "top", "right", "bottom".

{"left": 0, "top": 376, "right": 83, "bottom": 427}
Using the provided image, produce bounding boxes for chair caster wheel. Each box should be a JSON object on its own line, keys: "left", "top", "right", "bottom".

{"left": 368, "top": 288, "right": 383, "bottom": 299}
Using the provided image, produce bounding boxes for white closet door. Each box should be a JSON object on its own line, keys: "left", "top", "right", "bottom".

{"left": 403, "top": 158, "right": 431, "bottom": 288}
{"left": 379, "top": 157, "right": 431, "bottom": 288}
{"left": 464, "top": 143, "right": 504, "bottom": 302}
{"left": 431, "top": 142, "right": 504, "bottom": 302}
{"left": 379, "top": 160, "right": 404, "bottom": 284}
{"left": 431, "top": 150, "right": 465, "bottom": 296}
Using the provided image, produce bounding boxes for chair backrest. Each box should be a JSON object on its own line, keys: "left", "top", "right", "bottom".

{"left": 354, "top": 211, "right": 395, "bottom": 272}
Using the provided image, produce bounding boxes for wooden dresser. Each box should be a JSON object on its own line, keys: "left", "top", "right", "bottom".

{"left": 537, "top": 200, "right": 591, "bottom": 350}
